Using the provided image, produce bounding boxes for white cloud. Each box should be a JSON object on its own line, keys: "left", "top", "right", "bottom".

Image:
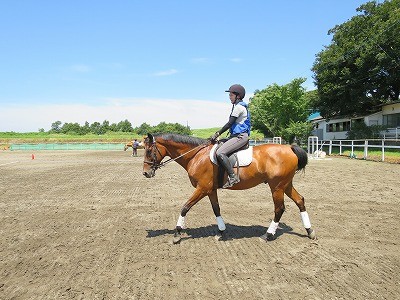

{"left": 69, "top": 64, "right": 91, "bottom": 73}
{"left": 229, "top": 58, "right": 242, "bottom": 63}
{"left": 0, "top": 99, "right": 230, "bottom": 132}
{"left": 152, "top": 69, "right": 179, "bottom": 76}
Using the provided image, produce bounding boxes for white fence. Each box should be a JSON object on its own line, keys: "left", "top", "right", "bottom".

{"left": 250, "top": 137, "right": 282, "bottom": 146}
{"left": 382, "top": 127, "right": 400, "bottom": 139}
{"left": 308, "top": 136, "right": 400, "bottom": 162}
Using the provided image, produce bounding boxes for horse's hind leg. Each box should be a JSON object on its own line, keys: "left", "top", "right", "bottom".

{"left": 208, "top": 190, "right": 226, "bottom": 240}
{"left": 285, "top": 182, "right": 316, "bottom": 240}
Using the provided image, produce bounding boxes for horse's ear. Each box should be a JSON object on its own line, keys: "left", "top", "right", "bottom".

{"left": 147, "top": 133, "right": 154, "bottom": 144}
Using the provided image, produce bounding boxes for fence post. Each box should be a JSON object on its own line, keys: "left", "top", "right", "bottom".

{"left": 329, "top": 140, "right": 332, "bottom": 155}
{"left": 308, "top": 136, "right": 318, "bottom": 157}
{"left": 351, "top": 141, "right": 354, "bottom": 156}
{"left": 382, "top": 140, "right": 385, "bottom": 162}
{"left": 339, "top": 141, "right": 342, "bottom": 155}
{"left": 364, "top": 140, "right": 368, "bottom": 159}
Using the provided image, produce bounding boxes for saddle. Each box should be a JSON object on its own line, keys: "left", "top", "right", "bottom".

{"left": 210, "top": 142, "right": 253, "bottom": 188}
{"left": 209, "top": 142, "right": 253, "bottom": 167}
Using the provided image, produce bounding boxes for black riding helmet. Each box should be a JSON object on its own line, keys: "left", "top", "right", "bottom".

{"left": 225, "top": 84, "right": 245, "bottom": 100}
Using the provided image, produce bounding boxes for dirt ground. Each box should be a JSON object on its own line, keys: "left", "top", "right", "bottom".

{"left": 0, "top": 150, "right": 399, "bottom": 300}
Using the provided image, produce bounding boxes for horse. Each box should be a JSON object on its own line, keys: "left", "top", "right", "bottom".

{"left": 142, "top": 133, "right": 316, "bottom": 244}
{"left": 124, "top": 141, "right": 133, "bottom": 151}
{"left": 124, "top": 140, "right": 144, "bottom": 151}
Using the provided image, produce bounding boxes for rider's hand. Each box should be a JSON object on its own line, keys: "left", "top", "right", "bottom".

{"left": 209, "top": 131, "right": 220, "bottom": 143}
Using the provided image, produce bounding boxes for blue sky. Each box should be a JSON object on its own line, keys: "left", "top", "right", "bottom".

{"left": 0, "top": 0, "right": 368, "bottom": 132}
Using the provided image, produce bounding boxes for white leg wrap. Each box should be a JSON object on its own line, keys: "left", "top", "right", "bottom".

{"left": 301, "top": 211, "right": 311, "bottom": 229}
{"left": 267, "top": 220, "right": 279, "bottom": 234}
{"left": 216, "top": 216, "right": 226, "bottom": 231}
{"left": 177, "top": 215, "right": 185, "bottom": 228}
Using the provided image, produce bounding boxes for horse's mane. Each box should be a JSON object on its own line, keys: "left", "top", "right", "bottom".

{"left": 155, "top": 133, "right": 207, "bottom": 146}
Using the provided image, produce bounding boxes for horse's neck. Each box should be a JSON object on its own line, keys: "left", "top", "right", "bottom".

{"left": 164, "top": 143, "right": 193, "bottom": 157}
{"left": 162, "top": 142, "right": 197, "bottom": 168}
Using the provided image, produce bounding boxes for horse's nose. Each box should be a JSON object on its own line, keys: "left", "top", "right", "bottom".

{"left": 143, "top": 171, "right": 152, "bottom": 178}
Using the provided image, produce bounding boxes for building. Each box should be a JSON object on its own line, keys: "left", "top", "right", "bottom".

{"left": 310, "top": 101, "right": 400, "bottom": 140}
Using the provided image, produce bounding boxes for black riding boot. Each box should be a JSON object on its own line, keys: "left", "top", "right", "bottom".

{"left": 217, "top": 153, "right": 240, "bottom": 188}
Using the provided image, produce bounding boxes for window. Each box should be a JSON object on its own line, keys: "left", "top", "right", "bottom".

{"left": 326, "top": 121, "right": 351, "bottom": 132}
{"left": 383, "top": 113, "right": 400, "bottom": 127}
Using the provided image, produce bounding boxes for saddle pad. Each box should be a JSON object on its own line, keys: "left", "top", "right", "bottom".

{"left": 210, "top": 144, "right": 253, "bottom": 167}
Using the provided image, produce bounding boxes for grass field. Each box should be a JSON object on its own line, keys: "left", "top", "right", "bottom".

{"left": 0, "top": 128, "right": 265, "bottom": 144}
{"left": 329, "top": 149, "right": 400, "bottom": 163}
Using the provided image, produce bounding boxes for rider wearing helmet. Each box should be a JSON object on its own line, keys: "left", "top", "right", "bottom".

{"left": 210, "top": 84, "right": 251, "bottom": 188}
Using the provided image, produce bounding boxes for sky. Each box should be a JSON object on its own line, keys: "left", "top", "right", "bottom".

{"left": 0, "top": 0, "right": 369, "bottom": 132}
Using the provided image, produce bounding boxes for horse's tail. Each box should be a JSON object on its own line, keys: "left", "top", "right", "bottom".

{"left": 291, "top": 145, "right": 308, "bottom": 171}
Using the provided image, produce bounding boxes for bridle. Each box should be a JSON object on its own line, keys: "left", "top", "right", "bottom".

{"left": 143, "top": 141, "right": 164, "bottom": 171}
{"left": 144, "top": 139, "right": 211, "bottom": 172}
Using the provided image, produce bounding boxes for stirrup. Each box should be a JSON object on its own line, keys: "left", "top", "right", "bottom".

{"left": 222, "top": 175, "right": 240, "bottom": 188}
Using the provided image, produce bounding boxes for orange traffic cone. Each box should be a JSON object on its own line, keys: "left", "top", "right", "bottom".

{"left": 31, "top": 154, "right": 35, "bottom": 160}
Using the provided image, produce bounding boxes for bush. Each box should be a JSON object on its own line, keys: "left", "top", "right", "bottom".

{"left": 346, "top": 122, "right": 387, "bottom": 139}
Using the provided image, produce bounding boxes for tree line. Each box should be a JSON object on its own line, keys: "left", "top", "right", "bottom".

{"left": 47, "top": 120, "right": 191, "bottom": 135}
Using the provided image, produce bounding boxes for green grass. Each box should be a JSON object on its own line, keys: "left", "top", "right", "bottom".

{"left": 0, "top": 128, "right": 266, "bottom": 144}
{"left": 320, "top": 147, "right": 400, "bottom": 163}
{"left": 191, "top": 128, "right": 265, "bottom": 140}
{"left": 0, "top": 132, "right": 138, "bottom": 144}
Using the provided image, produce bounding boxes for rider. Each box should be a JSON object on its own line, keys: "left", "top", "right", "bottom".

{"left": 210, "top": 84, "right": 251, "bottom": 188}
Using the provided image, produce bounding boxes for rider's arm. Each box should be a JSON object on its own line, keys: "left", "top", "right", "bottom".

{"left": 218, "top": 116, "right": 237, "bottom": 135}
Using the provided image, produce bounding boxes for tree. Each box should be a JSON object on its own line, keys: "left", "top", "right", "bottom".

{"left": 109, "top": 122, "right": 118, "bottom": 132}
{"left": 249, "top": 78, "right": 312, "bottom": 143}
{"left": 90, "top": 122, "right": 102, "bottom": 134}
{"left": 102, "top": 120, "right": 110, "bottom": 133}
{"left": 81, "top": 121, "right": 90, "bottom": 134}
{"left": 117, "top": 119, "right": 133, "bottom": 132}
{"left": 61, "top": 122, "right": 82, "bottom": 134}
{"left": 312, "top": 0, "right": 400, "bottom": 119}
{"left": 135, "top": 123, "right": 151, "bottom": 135}
{"left": 50, "top": 121, "right": 62, "bottom": 133}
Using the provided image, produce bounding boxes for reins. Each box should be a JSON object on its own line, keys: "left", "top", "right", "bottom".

{"left": 145, "top": 140, "right": 211, "bottom": 171}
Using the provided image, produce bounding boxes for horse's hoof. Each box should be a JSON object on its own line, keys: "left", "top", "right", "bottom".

{"left": 215, "top": 230, "right": 225, "bottom": 241}
{"left": 259, "top": 233, "right": 275, "bottom": 242}
{"left": 172, "top": 233, "right": 182, "bottom": 244}
{"left": 307, "top": 228, "right": 317, "bottom": 240}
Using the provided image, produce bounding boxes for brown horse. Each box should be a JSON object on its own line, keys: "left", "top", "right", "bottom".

{"left": 123, "top": 141, "right": 133, "bottom": 151}
{"left": 143, "top": 133, "right": 316, "bottom": 244}
{"left": 124, "top": 140, "right": 144, "bottom": 151}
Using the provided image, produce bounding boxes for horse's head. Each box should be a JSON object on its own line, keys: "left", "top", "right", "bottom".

{"left": 142, "top": 133, "right": 166, "bottom": 178}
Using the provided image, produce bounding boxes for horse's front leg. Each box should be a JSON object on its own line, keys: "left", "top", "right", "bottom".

{"left": 208, "top": 190, "right": 226, "bottom": 240}
{"left": 173, "top": 187, "right": 207, "bottom": 244}
{"left": 260, "top": 188, "right": 285, "bottom": 242}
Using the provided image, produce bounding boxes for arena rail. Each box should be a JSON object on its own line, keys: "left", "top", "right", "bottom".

{"left": 10, "top": 143, "right": 125, "bottom": 151}
{"left": 308, "top": 136, "right": 400, "bottom": 162}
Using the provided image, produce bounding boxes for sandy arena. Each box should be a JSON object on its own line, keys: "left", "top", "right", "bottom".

{"left": 0, "top": 150, "right": 399, "bottom": 299}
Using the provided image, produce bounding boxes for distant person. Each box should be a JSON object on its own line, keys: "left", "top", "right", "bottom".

{"left": 132, "top": 139, "right": 140, "bottom": 157}
{"left": 210, "top": 84, "right": 251, "bottom": 188}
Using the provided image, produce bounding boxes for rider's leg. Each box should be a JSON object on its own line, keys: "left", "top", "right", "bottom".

{"left": 216, "top": 152, "right": 239, "bottom": 188}
{"left": 215, "top": 133, "right": 248, "bottom": 188}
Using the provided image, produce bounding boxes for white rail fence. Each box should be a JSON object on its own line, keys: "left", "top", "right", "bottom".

{"left": 250, "top": 137, "right": 282, "bottom": 146}
{"left": 382, "top": 127, "right": 400, "bottom": 139}
{"left": 308, "top": 136, "right": 400, "bottom": 162}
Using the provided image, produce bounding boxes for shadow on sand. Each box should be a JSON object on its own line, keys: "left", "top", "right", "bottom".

{"left": 146, "top": 222, "right": 307, "bottom": 241}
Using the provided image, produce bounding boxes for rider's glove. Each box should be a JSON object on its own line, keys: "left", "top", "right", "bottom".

{"left": 210, "top": 131, "right": 220, "bottom": 143}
